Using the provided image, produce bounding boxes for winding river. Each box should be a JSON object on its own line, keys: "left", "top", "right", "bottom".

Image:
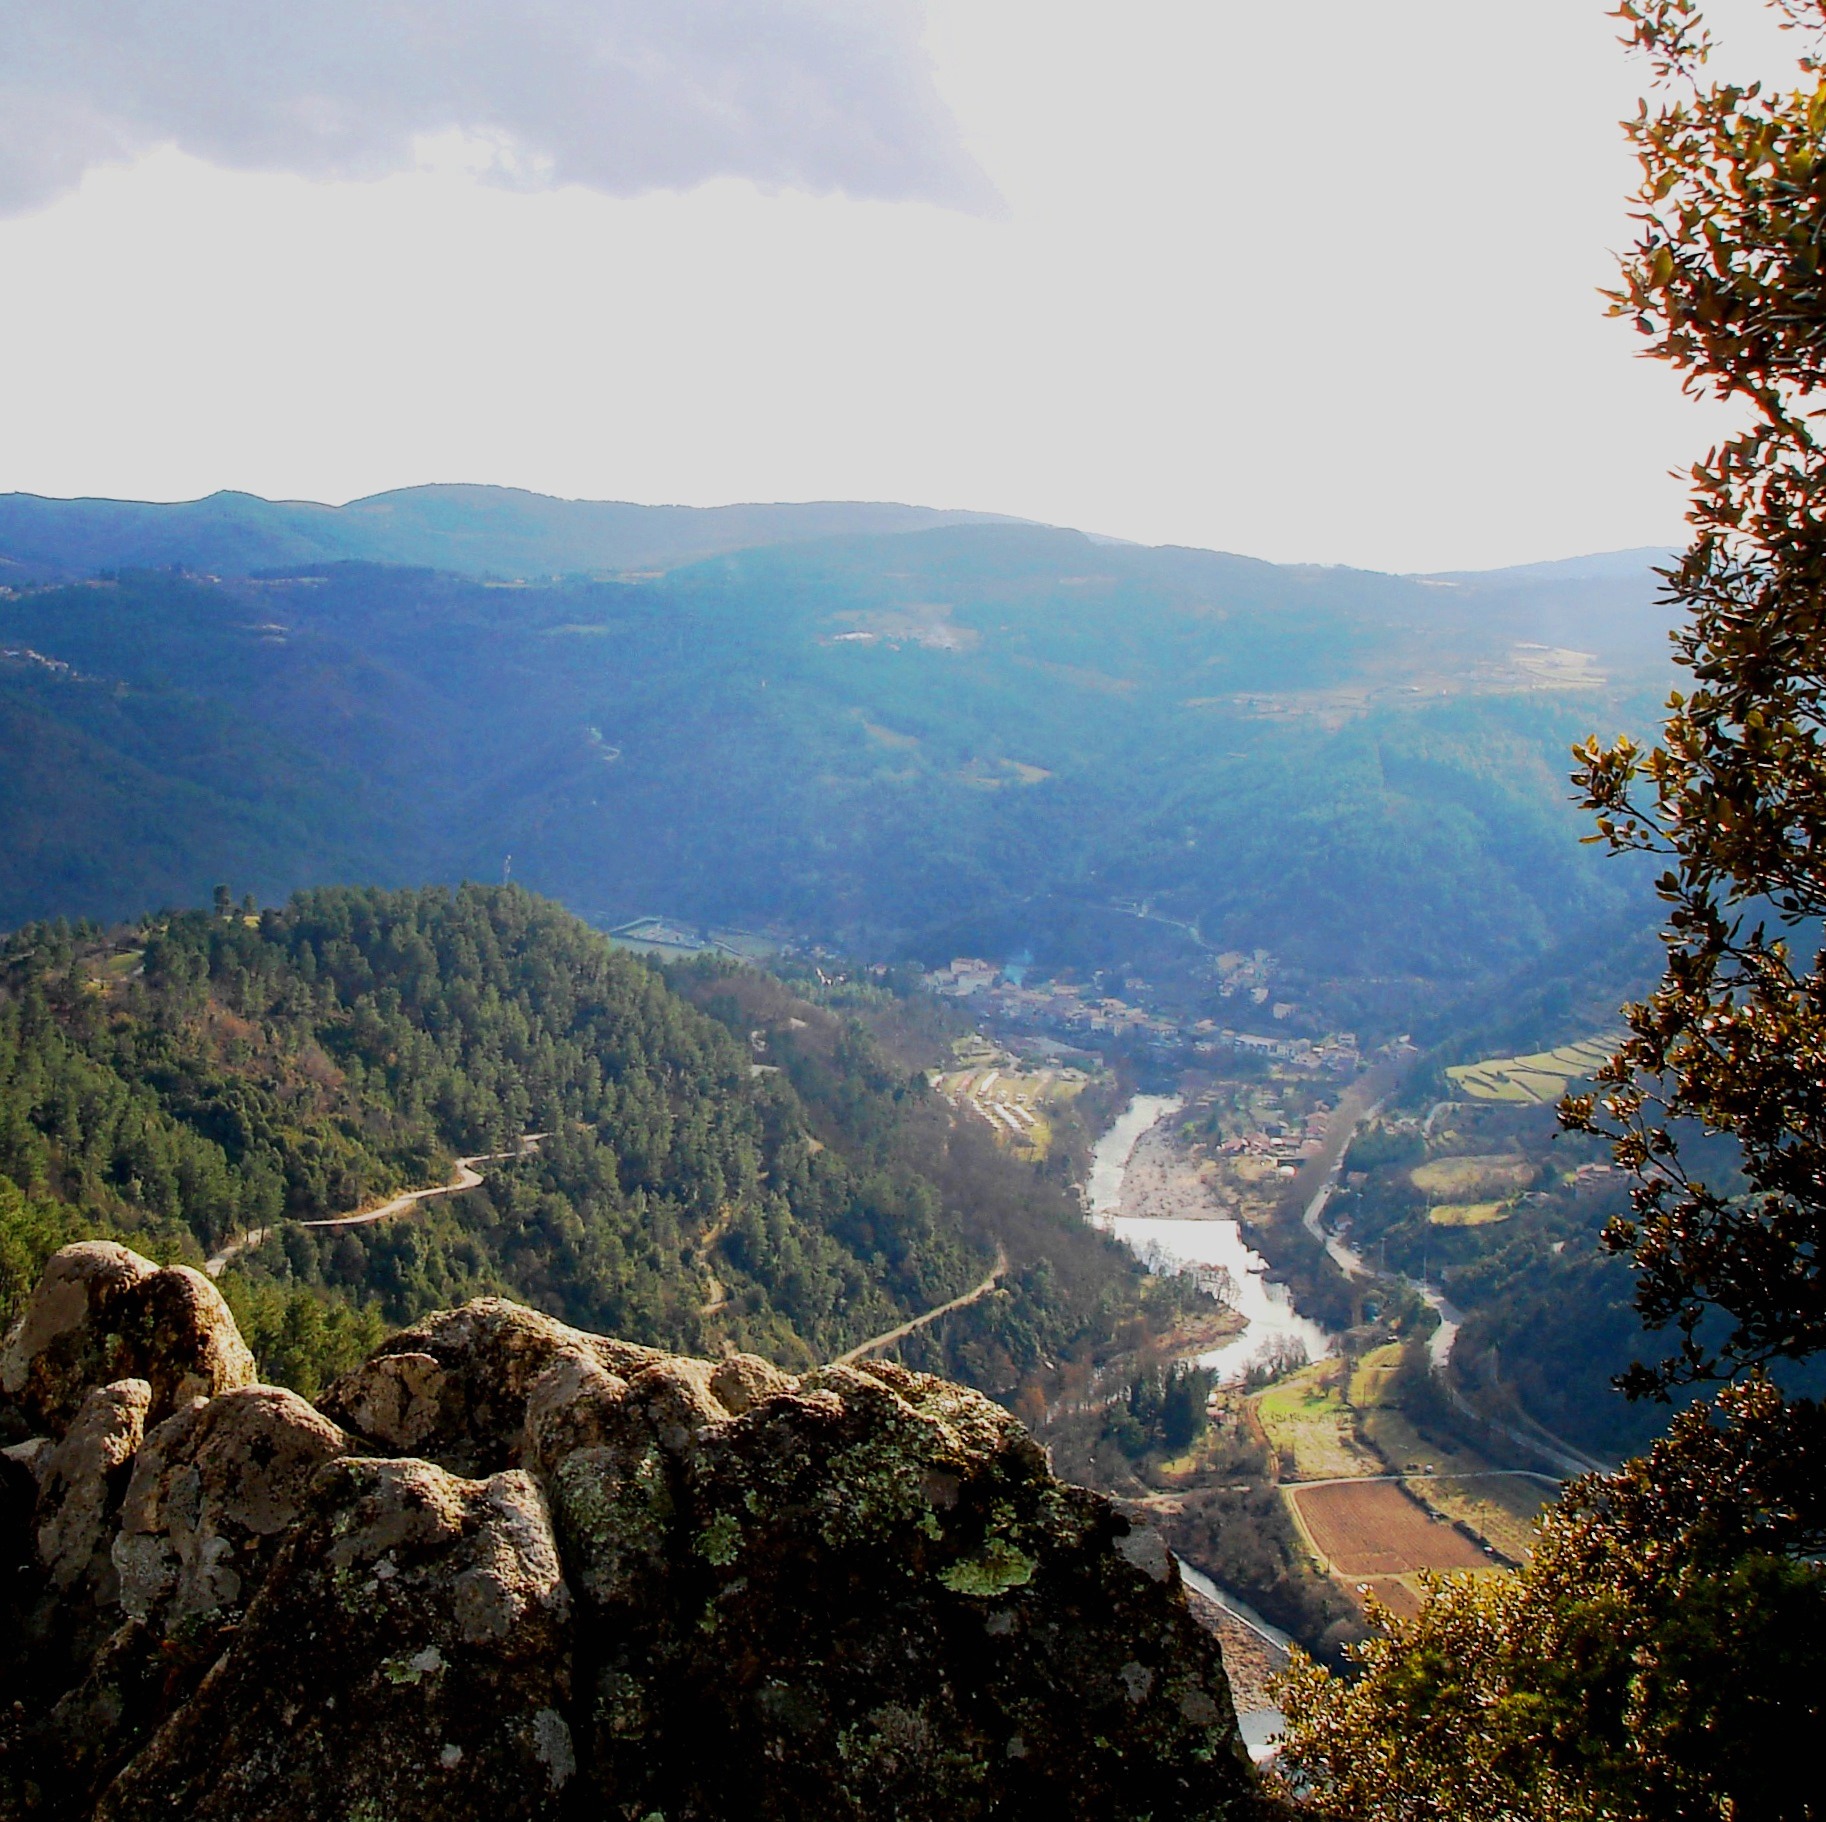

{"left": 1086, "top": 1096, "right": 1334, "bottom": 1385}
{"left": 1087, "top": 1093, "right": 1184, "bottom": 1215}
{"left": 1086, "top": 1096, "right": 1310, "bottom": 1758}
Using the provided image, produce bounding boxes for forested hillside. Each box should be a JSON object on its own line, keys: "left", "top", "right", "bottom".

{"left": 0, "top": 885, "right": 1183, "bottom": 1395}
{"left": 0, "top": 519, "right": 1671, "bottom": 988}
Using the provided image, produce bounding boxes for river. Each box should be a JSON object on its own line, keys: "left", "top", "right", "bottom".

{"left": 1087, "top": 1093, "right": 1183, "bottom": 1215}
{"left": 1086, "top": 1095, "right": 1334, "bottom": 1385}
{"left": 1086, "top": 1096, "right": 1306, "bottom": 1758}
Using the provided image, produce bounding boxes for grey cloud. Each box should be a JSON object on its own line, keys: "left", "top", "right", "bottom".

{"left": 0, "top": 1, "right": 991, "bottom": 215}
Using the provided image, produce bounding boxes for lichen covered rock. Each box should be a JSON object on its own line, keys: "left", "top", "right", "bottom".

{"left": 0, "top": 1245, "right": 1266, "bottom": 1821}
{"left": 112, "top": 1385, "right": 349, "bottom": 1630}
{"left": 94, "top": 1459, "right": 575, "bottom": 1822}
{"left": 320, "top": 1296, "right": 661, "bottom": 1476}
{"left": 0, "top": 1243, "right": 254, "bottom": 1436}
{"left": 34, "top": 1381, "right": 150, "bottom": 1597}
{"left": 563, "top": 1356, "right": 1254, "bottom": 1819}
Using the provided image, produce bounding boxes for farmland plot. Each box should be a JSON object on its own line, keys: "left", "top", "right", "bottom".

{"left": 1289, "top": 1481, "right": 1492, "bottom": 1579}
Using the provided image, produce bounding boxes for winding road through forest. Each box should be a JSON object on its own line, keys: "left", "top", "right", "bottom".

{"left": 833, "top": 1246, "right": 1009, "bottom": 1366}
{"left": 204, "top": 1134, "right": 545, "bottom": 1278}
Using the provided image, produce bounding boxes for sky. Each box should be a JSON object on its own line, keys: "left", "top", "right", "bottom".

{"left": 0, "top": 0, "right": 1801, "bottom": 571}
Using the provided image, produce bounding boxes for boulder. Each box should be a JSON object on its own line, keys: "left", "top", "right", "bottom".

{"left": 112, "top": 1386, "right": 349, "bottom": 1630}
{"left": 321, "top": 1297, "right": 662, "bottom": 1476}
{"left": 521, "top": 1350, "right": 629, "bottom": 1475}
{"left": 34, "top": 1381, "right": 149, "bottom": 1597}
{"left": 93, "top": 1459, "right": 576, "bottom": 1822}
{"left": 1, "top": 1388, "right": 345, "bottom": 1819}
{"left": 1, "top": 1382, "right": 153, "bottom": 1796}
{"left": 709, "top": 1349, "right": 796, "bottom": 1415}
{"left": 551, "top": 1356, "right": 1254, "bottom": 1820}
{"left": 1, "top": 1247, "right": 156, "bottom": 1435}
{"left": 0, "top": 1245, "right": 254, "bottom": 1437}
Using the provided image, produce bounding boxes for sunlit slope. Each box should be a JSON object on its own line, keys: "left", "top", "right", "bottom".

{"left": 1446, "top": 1036, "right": 1619, "bottom": 1103}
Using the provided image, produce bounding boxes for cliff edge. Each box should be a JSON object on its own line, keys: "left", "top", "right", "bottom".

{"left": 0, "top": 1243, "right": 1264, "bottom": 1820}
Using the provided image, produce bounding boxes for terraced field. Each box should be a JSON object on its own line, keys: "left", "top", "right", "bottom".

{"left": 930, "top": 1058, "right": 1089, "bottom": 1160}
{"left": 1444, "top": 1035, "right": 1618, "bottom": 1104}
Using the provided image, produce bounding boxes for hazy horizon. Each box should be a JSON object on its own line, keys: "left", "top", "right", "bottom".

{"left": 0, "top": 478, "right": 1673, "bottom": 580}
{"left": 0, "top": 1, "right": 1802, "bottom": 573}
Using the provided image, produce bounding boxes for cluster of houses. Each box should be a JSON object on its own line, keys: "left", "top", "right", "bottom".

{"left": 1193, "top": 1027, "right": 1363, "bottom": 1073}
{"left": 923, "top": 956, "right": 1366, "bottom": 1074}
{"left": 1569, "top": 1160, "right": 1618, "bottom": 1188}
{"left": 925, "top": 960, "right": 1183, "bottom": 1041}
{"left": 1211, "top": 949, "right": 1274, "bottom": 1002}
{"left": 1216, "top": 1109, "right": 1332, "bottom": 1171}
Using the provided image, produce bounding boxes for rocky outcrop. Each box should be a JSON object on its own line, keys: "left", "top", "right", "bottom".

{"left": 320, "top": 1297, "right": 664, "bottom": 1476}
{"left": 0, "top": 1244, "right": 1266, "bottom": 1820}
{"left": 96, "top": 1459, "right": 576, "bottom": 1822}
{"left": 0, "top": 1243, "right": 254, "bottom": 1437}
{"left": 112, "top": 1385, "right": 349, "bottom": 1631}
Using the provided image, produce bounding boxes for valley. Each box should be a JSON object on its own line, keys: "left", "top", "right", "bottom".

{"left": 0, "top": 493, "right": 1690, "bottom": 1675}
{"left": 7, "top": 0, "right": 1823, "bottom": 1803}
{"left": 0, "top": 495, "right": 1673, "bottom": 1009}
{"left": 888, "top": 944, "right": 1651, "bottom": 1677}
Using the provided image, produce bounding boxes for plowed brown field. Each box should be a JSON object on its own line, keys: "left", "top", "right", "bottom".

{"left": 1290, "top": 1481, "right": 1492, "bottom": 1578}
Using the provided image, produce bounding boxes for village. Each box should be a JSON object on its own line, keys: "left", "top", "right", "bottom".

{"left": 923, "top": 950, "right": 1364, "bottom": 1075}
{"left": 925, "top": 956, "right": 1359, "bottom": 1195}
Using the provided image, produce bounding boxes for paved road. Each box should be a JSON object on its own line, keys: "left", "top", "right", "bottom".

{"left": 1279, "top": 1467, "right": 1564, "bottom": 1490}
{"left": 1286, "top": 1083, "right": 1615, "bottom": 1482}
{"left": 204, "top": 1134, "right": 544, "bottom": 1276}
{"left": 834, "top": 1245, "right": 1009, "bottom": 1366}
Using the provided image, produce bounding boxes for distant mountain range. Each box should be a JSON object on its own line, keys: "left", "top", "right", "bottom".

{"left": 0, "top": 485, "right": 1021, "bottom": 583}
{"left": 0, "top": 485, "right": 1677, "bottom": 1022}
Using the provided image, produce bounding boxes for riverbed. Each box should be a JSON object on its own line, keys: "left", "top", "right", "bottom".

{"left": 1086, "top": 1098, "right": 1305, "bottom": 1758}
{"left": 1087, "top": 1093, "right": 1182, "bottom": 1215}
{"left": 1086, "top": 1096, "right": 1334, "bottom": 1385}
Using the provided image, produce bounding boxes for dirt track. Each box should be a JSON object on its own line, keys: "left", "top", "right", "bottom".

{"left": 834, "top": 1246, "right": 1008, "bottom": 1365}
{"left": 204, "top": 1134, "right": 544, "bottom": 1276}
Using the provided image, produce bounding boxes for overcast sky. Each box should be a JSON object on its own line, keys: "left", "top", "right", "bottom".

{"left": 0, "top": 0, "right": 1797, "bottom": 570}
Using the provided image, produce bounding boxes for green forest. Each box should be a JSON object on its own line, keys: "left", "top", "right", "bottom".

{"left": 0, "top": 885, "right": 1190, "bottom": 1400}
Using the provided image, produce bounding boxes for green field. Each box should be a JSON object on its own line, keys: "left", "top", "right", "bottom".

{"left": 1445, "top": 1035, "right": 1618, "bottom": 1104}
{"left": 1411, "top": 1154, "right": 1534, "bottom": 1198}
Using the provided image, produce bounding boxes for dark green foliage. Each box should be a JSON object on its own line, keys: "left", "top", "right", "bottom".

{"left": 1567, "top": 0, "right": 1826, "bottom": 1418}
{"left": 1336, "top": 1124, "right": 1672, "bottom": 1456}
{"left": 0, "top": 886, "right": 1165, "bottom": 1402}
{"left": 215, "top": 1277, "right": 388, "bottom": 1403}
{"left": 1280, "top": 10, "right": 1826, "bottom": 1811}
{"left": 1111, "top": 1362, "right": 1215, "bottom": 1457}
{"left": 664, "top": 958, "right": 1201, "bottom": 1392}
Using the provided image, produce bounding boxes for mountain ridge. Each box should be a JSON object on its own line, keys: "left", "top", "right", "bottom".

{"left": 0, "top": 480, "right": 1670, "bottom": 592}
{"left": 0, "top": 484, "right": 1027, "bottom": 583}
{"left": 0, "top": 517, "right": 1673, "bottom": 984}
